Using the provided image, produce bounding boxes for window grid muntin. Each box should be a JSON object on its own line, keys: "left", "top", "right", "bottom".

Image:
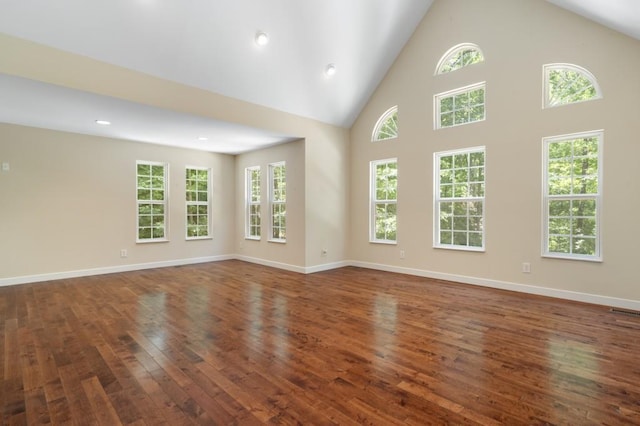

{"left": 543, "top": 63, "right": 602, "bottom": 108}
{"left": 434, "top": 147, "right": 485, "bottom": 251}
{"left": 269, "top": 162, "right": 286, "bottom": 242}
{"left": 435, "top": 83, "right": 486, "bottom": 129}
{"left": 245, "top": 166, "right": 261, "bottom": 239}
{"left": 136, "top": 161, "right": 168, "bottom": 242}
{"left": 185, "top": 166, "right": 210, "bottom": 239}
{"left": 372, "top": 106, "right": 399, "bottom": 141}
{"left": 370, "top": 158, "right": 398, "bottom": 243}
{"left": 436, "top": 43, "right": 484, "bottom": 75}
{"left": 543, "top": 131, "right": 602, "bottom": 260}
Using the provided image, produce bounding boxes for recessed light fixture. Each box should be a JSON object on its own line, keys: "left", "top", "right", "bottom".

{"left": 197, "top": 137, "right": 209, "bottom": 141}
{"left": 255, "top": 31, "right": 269, "bottom": 46}
{"left": 95, "top": 120, "right": 111, "bottom": 125}
{"left": 324, "top": 63, "right": 337, "bottom": 77}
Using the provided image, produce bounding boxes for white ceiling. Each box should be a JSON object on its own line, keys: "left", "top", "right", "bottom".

{"left": 0, "top": 0, "right": 638, "bottom": 154}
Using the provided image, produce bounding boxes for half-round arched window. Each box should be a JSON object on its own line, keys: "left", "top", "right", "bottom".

{"left": 544, "top": 63, "right": 602, "bottom": 108}
{"left": 372, "top": 106, "right": 398, "bottom": 141}
{"left": 435, "top": 43, "right": 484, "bottom": 75}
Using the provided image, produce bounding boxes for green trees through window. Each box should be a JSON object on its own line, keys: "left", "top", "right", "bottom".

{"left": 137, "top": 161, "right": 167, "bottom": 241}
{"left": 245, "top": 166, "right": 261, "bottom": 239}
{"left": 544, "top": 132, "right": 602, "bottom": 260}
{"left": 436, "top": 43, "right": 484, "bottom": 74}
{"left": 372, "top": 106, "right": 398, "bottom": 141}
{"left": 544, "top": 64, "right": 601, "bottom": 108}
{"left": 435, "top": 148, "right": 485, "bottom": 250}
{"left": 269, "top": 162, "right": 286, "bottom": 241}
{"left": 371, "top": 159, "right": 398, "bottom": 243}
{"left": 185, "top": 167, "right": 210, "bottom": 239}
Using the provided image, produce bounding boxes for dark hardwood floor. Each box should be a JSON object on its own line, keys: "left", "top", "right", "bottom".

{"left": 1, "top": 260, "right": 640, "bottom": 425}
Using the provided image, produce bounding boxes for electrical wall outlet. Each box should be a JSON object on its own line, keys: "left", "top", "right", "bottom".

{"left": 321, "top": 248, "right": 328, "bottom": 256}
{"left": 400, "top": 250, "right": 405, "bottom": 259}
{"left": 120, "top": 249, "right": 128, "bottom": 258}
{"left": 522, "top": 262, "right": 531, "bottom": 273}
{"left": 1, "top": 162, "right": 9, "bottom": 172}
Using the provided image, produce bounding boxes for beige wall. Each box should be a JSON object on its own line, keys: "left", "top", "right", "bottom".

{"left": 350, "top": 0, "right": 640, "bottom": 302}
{"left": 0, "top": 123, "right": 235, "bottom": 279}
{"left": 235, "top": 139, "right": 306, "bottom": 268}
{"left": 0, "top": 32, "right": 350, "bottom": 280}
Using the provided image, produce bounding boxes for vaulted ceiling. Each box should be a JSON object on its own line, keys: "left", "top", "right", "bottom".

{"left": 1, "top": 0, "right": 638, "bottom": 153}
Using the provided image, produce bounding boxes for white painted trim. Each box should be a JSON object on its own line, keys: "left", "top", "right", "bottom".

{"left": 234, "top": 255, "right": 306, "bottom": 274}
{"left": 0, "top": 255, "right": 233, "bottom": 287}
{"left": 304, "top": 260, "right": 351, "bottom": 274}
{"left": 2, "top": 254, "right": 638, "bottom": 312}
{"left": 349, "top": 260, "right": 640, "bottom": 311}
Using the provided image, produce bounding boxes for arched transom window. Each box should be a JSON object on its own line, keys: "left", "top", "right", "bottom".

{"left": 544, "top": 63, "right": 602, "bottom": 108}
{"left": 372, "top": 106, "right": 398, "bottom": 141}
{"left": 436, "top": 43, "right": 484, "bottom": 75}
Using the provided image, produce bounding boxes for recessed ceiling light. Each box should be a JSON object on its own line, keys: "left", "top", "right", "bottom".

{"left": 324, "top": 63, "right": 337, "bottom": 77}
{"left": 198, "top": 137, "right": 209, "bottom": 141}
{"left": 255, "top": 31, "right": 269, "bottom": 46}
{"left": 95, "top": 120, "right": 111, "bottom": 125}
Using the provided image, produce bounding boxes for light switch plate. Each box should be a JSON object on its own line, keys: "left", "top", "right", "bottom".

{"left": 1, "top": 163, "right": 9, "bottom": 172}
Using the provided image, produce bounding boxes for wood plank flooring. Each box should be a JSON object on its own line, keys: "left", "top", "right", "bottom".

{"left": 2, "top": 260, "right": 640, "bottom": 424}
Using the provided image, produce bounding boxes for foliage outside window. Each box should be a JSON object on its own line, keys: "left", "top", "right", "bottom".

{"left": 435, "top": 82, "right": 485, "bottom": 129}
{"left": 543, "top": 131, "right": 602, "bottom": 260}
{"left": 370, "top": 159, "right": 398, "bottom": 243}
{"left": 245, "top": 166, "right": 261, "bottom": 239}
{"left": 372, "top": 106, "right": 398, "bottom": 141}
{"left": 269, "top": 162, "right": 286, "bottom": 242}
{"left": 136, "top": 161, "right": 168, "bottom": 242}
{"left": 436, "top": 43, "right": 484, "bottom": 74}
{"left": 434, "top": 148, "right": 485, "bottom": 250}
{"left": 185, "top": 167, "right": 210, "bottom": 239}
{"left": 544, "top": 64, "right": 601, "bottom": 108}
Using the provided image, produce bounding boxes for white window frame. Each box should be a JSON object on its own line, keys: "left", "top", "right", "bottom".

{"left": 245, "top": 166, "right": 261, "bottom": 240}
{"left": 136, "top": 160, "right": 169, "bottom": 243}
{"left": 543, "top": 63, "right": 602, "bottom": 109}
{"left": 372, "top": 105, "right": 398, "bottom": 142}
{"left": 435, "top": 43, "right": 484, "bottom": 75}
{"left": 185, "top": 166, "right": 211, "bottom": 240}
{"left": 370, "top": 158, "right": 398, "bottom": 244}
{"left": 434, "top": 147, "right": 486, "bottom": 251}
{"left": 543, "top": 131, "right": 603, "bottom": 261}
{"left": 434, "top": 82, "right": 486, "bottom": 130}
{"left": 269, "top": 161, "right": 286, "bottom": 243}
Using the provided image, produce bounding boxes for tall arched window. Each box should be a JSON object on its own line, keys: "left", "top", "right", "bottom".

{"left": 372, "top": 106, "right": 398, "bottom": 141}
{"left": 544, "top": 64, "right": 602, "bottom": 108}
{"left": 435, "top": 43, "right": 484, "bottom": 75}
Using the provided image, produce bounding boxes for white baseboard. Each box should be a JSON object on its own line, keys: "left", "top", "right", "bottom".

{"left": 304, "top": 260, "right": 351, "bottom": 274}
{"left": 349, "top": 260, "right": 640, "bottom": 311}
{"left": 233, "top": 255, "right": 307, "bottom": 274}
{"left": 2, "top": 255, "right": 638, "bottom": 311}
{"left": 0, "top": 255, "right": 234, "bottom": 287}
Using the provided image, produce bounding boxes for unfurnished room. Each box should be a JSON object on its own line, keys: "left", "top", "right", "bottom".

{"left": 1, "top": 0, "right": 640, "bottom": 424}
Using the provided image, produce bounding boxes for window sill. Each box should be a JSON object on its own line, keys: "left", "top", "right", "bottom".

{"left": 186, "top": 236, "right": 213, "bottom": 241}
{"left": 369, "top": 240, "right": 397, "bottom": 245}
{"left": 245, "top": 236, "right": 261, "bottom": 241}
{"left": 268, "top": 239, "right": 286, "bottom": 244}
{"left": 434, "top": 244, "right": 485, "bottom": 252}
{"left": 542, "top": 253, "right": 602, "bottom": 263}
{"left": 136, "top": 238, "right": 170, "bottom": 244}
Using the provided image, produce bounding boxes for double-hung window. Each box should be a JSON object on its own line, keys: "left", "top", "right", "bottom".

{"left": 245, "top": 166, "right": 261, "bottom": 239}
{"left": 269, "top": 162, "right": 286, "bottom": 242}
{"left": 370, "top": 159, "right": 398, "bottom": 243}
{"left": 543, "top": 131, "right": 602, "bottom": 260}
{"left": 136, "top": 161, "right": 168, "bottom": 242}
{"left": 185, "top": 167, "right": 210, "bottom": 239}
{"left": 434, "top": 148, "right": 485, "bottom": 250}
